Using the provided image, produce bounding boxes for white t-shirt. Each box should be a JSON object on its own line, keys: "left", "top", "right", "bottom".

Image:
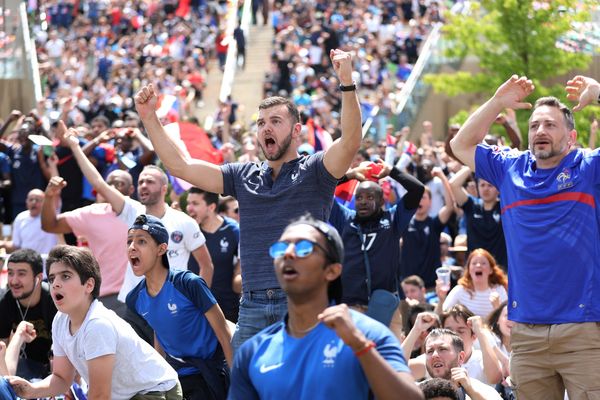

{"left": 443, "top": 285, "right": 508, "bottom": 317}
{"left": 12, "top": 210, "right": 57, "bottom": 256}
{"left": 427, "top": 177, "right": 445, "bottom": 217}
{"left": 118, "top": 201, "right": 206, "bottom": 270}
{"left": 52, "top": 300, "right": 178, "bottom": 400}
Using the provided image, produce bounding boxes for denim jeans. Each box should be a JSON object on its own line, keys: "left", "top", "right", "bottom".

{"left": 231, "top": 288, "right": 288, "bottom": 354}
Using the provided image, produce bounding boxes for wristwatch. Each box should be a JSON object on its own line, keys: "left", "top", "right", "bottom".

{"left": 339, "top": 81, "right": 357, "bottom": 92}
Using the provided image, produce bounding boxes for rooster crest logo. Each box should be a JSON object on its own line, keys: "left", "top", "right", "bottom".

{"left": 557, "top": 169, "right": 570, "bottom": 184}
{"left": 322, "top": 340, "right": 343, "bottom": 367}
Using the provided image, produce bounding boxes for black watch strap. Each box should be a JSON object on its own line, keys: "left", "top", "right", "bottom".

{"left": 339, "top": 82, "right": 357, "bottom": 92}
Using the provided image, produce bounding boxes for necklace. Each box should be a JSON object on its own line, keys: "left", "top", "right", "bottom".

{"left": 15, "top": 299, "right": 32, "bottom": 359}
{"left": 288, "top": 319, "right": 320, "bottom": 336}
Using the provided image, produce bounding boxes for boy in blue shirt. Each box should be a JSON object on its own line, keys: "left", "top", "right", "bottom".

{"left": 126, "top": 214, "right": 232, "bottom": 400}
{"left": 229, "top": 215, "right": 423, "bottom": 400}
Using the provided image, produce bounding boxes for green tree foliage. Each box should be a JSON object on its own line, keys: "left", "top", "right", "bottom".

{"left": 426, "top": 0, "right": 597, "bottom": 145}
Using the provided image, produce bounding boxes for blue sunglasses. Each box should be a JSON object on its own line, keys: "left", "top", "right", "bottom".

{"left": 269, "top": 239, "right": 331, "bottom": 259}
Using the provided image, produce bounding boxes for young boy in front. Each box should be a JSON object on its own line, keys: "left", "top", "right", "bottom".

{"left": 126, "top": 214, "right": 232, "bottom": 400}
{"left": 8, "top": 245, "right": 182, "bottom": 400}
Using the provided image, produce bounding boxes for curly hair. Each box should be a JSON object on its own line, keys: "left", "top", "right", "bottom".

{"left": 458, "top": 248, "right": 508, "bottom": 296}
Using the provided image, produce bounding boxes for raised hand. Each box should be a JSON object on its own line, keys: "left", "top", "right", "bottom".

{"left": 134, "top": 84, "right": 160, "bottom": 120}
{"left": 318, "top": 304, "right": 368, "bottom": 350}
{"left": 566, "top": 75, "right": 600, "bottom": 112}
{"left": 330, "top": 49, "right": 353, "bottom": 86}
{"left": 467, "top": 315, "right": 483, "bottom": 336}
{"left": 14, "top": 321, "right": 37, "bottom": 343}
{"left": 413, "top": 312, "right": 438, "bottom": 334}
{"left": 493, "top": 75, "right": 535, "bottom": 110}
{"left": 45, "top": 176, "right": 67, "bottom": 198}
{"left": 451, "top": 367, "right": 473, "bottom": 392}
{"left": 489, "top": 292, "right": 501, "bottom": 309}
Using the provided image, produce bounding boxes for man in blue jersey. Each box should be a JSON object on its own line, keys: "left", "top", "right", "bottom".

{"left": 228, "top": 215, "right": 423, "bottom": 400}
{"left": 329, "top": 161, "right": 425, "bottom": 338}
{"left": 126, "top": 214, "right": 233, "bottom": 400}
{"left": 134, "top": 49, "right": 362, "bottom": 352}
{"left": 187, "top": 187, "right": 241, "bottom": 323}
{"left": 450, "top": 74, "right": 600, "bottom": 400}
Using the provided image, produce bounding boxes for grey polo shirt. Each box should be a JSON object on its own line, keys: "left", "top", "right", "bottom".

{"left": 221, "top": 152, "right": 338, "bottom": 291}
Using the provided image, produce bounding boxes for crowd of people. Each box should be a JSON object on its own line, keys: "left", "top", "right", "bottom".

{"left": 0, "top": 1, "right": 599, "bottom": 400}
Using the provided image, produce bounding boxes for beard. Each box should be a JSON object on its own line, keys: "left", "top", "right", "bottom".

{"left": 140, "top": 191, "right": 161, "bottom": 206}
{"left": 531, "top": 141, "right": 568, "bottom": 160}
{"left": 259, "top": 128, "right": 294, "bottom": 161}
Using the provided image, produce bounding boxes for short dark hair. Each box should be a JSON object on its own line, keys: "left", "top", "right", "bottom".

{"left": 47, "top": 245, "right": 102, "bottom": 299}
{"left": 487, "top": 300, "right": 508, "bottom": 342}
{"left": 419, "top": 378, "right": 461, "bottom": 400}
{"left": 441, "top": 304, "right": 475, "bottom": 327}
{"left": 531, "top": 96, "right": 575, "bottom": 131}
{"left": 189, "top": 187, "right": 219, "bottom": 208}
{"left": 8, "top": 248, "right": 43, "bottom": 276}
{"left": 217, "top": 196, "right": 237, "bottom": 214}
{"left": 258, "top": 97, "right": 300, "bottom": 125}
{"left": 425, "top": 328, "right": 465, "bottom": 353}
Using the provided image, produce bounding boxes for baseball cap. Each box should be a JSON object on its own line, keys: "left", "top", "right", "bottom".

{"left": 129, "top": 214, "right": 170, "bottom": 268}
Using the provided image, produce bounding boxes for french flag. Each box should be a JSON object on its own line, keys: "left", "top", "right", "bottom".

{"left": 306, "top": 118, "right": 333, "bottom": 152}
{"left": 334, "top": 179, "right": 358, "bottom": 209}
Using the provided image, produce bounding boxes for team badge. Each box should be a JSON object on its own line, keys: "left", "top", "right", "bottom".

{"left": 171, "top": 231, "right": 183, "bottom": 243}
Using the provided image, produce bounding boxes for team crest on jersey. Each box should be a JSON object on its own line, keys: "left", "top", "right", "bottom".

{"left": 322, "top": 340, "right": 341, "bottom": 367}
{"left": 167, "top": 302, "right": 178, "bottom": 315}
{"left": 220, "top": 237, "right": 229, "bottom": 253}
{"left": 556, "top": 168, "right": 573, "bottom": 190}
{"left": 171, "top": 231, "right": 183, "bottom": 243}
{"left": 380, "top": 218, "right": 390, "bottom": 229}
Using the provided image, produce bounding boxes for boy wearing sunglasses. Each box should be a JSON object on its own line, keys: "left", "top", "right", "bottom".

{"left": 228, "top": 215, "right": 423, "bottom": 400}
{"left": 125, "top": 214, "right": 232, "bottom": 400}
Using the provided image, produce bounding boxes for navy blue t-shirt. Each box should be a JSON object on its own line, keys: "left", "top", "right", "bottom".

{"left": 6, "top": 145, "right": 45, "bottom": 217}
{"left": 329, "top": 201, "right": 415, "bottom": 305}
{"left": 462, "top": 195, "right": 507, "bottom": 269}
{"left": 189, "top": 217, "right": 240, "bottom": 322}
{"left": 400, "top": 216, "right": 445, "bottom": 288}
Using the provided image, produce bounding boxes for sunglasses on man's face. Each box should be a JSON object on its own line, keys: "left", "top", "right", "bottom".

{"left": 269, "top": 239, "right": 330, "bottom": 259}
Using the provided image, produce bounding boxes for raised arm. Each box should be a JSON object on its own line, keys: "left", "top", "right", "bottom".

{"left": 448, "top": 165, "right": 472, "bottom": 206}
{"left": 41, "top": 177, "right": 73, "bottom": 234}
{"left": 62, "top": 124, "right": 126, "bottom": 215}
{"left": 134, "top": 85, "right": 224, "bottom": 193}
{"left": 432, "top": 168, "right": 454, "bottom": 224}
{"left": 566, "top": 75, "right": 600, "bottom": 112}
{"left": 323, "top": 50, "right": 362, "bottom": 179}
{"left": 450, "top": 75, "right": 534, "bottom": 170}
{"left": 468, "top": 316, "right": 503, "bottom": 385}
{"left": 589, "top": 119, "right": 598, "bottom": 150}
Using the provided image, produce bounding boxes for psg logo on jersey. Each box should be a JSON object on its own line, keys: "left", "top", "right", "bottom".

{"left": 171, "top": 231, "right": 184, "bottom": 243}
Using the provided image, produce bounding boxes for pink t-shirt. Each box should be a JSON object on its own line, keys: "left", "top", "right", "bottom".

{"left": 63, "top": 203, "right": 128, "bottom": 297}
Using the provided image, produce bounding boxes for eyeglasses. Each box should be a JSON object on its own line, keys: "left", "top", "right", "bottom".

{"left": 269, "top": 239, "right": 330, "bottom": 259}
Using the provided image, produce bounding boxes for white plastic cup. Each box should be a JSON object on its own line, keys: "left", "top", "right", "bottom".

{"left": 436, "top": 267, "right": 451, "bottom": 291}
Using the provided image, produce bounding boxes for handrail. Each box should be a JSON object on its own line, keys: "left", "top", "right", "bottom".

{"left": 394, "top": 23, "right": 442, "bottom": 116}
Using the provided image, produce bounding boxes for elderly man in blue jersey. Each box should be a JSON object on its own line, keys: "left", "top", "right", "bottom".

{"left": 329, "top": 160, "right": 425, "bottom": 338}
{"left": 134, "top": 49, "right": 362, "bottom": 353}
{"left": 228, "top": 214, "right": 424, "bottom": 400}
{"left": 450, "top": 74, "right": 600, "bottom": 400}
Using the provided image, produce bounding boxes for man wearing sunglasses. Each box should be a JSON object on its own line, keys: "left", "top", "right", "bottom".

{"left": 228, "top": 215, "right": 423, "bottom": 400}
